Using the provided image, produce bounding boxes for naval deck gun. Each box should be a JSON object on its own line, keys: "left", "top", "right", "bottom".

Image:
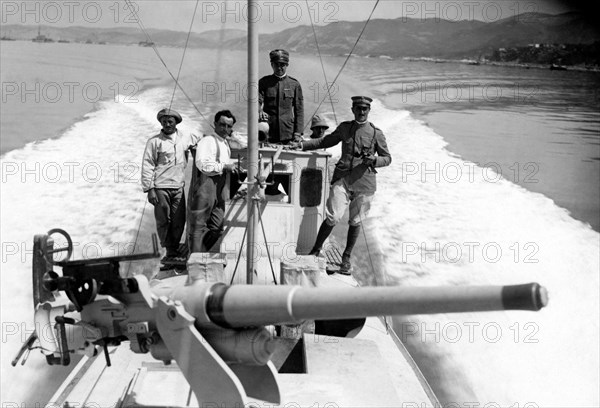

{"left": 14, "top": 229, "right": 548, "bottom": 406}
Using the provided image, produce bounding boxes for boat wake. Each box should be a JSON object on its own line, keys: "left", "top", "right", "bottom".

{"left": 366, "top": 101, "right": 600, "bottom": 407}
{"left": 1, "top": 90, "right": 598, "bottom": 406}
{"left": 0, "top": 88, "right": 208, "bottom": 405}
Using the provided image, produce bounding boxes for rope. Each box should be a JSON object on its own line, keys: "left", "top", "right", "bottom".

{"left": 304, "top": 0, "right": 381, "bottom": 132}
{"left": 305, "top": 0, "right": 338, "bottom": 126}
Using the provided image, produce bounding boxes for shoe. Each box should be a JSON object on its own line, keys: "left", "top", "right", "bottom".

{"left": 159, "top": 264, "right": 172, "bottom": 271}
{"left": 338, "top": 260, "right": 351, "bottom": 276}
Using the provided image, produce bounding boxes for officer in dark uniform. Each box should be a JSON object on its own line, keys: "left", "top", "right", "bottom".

{"left": 259, "top": 49, "right": 304, "bottom": 144}
{"left": 291, "top": 96, "right": 392, "bottom": 275}
{"left": 259, "top": 49, "right": 304, "bottom": 197}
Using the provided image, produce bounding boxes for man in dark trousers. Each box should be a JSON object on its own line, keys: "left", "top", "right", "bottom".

{"left": 291, "top": 96, "right": 391, "bottom": 275}
{"left": 141, "top": 108, "right": 201, "bottom": 264}
{"left": 189, "top": 110, "right": 240, "bottom": 253}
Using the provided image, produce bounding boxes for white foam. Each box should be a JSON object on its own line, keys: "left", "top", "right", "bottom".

{"left": 365, "top": 100, "right": 600, "bottom": 406}
{"left": 1, "top": 94, "right": 598, "bottom": 406}
{"left": 0, "top": 87, "right": 209, "bottom": 404}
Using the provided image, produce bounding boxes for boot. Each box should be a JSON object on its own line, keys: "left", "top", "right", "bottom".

{"left": 342, "top": 225, "right": 361, "bottom": 260}
{"left": 309, "top": 221, "right": 334, "bottom": 256}
{"left": 338, "top": 225, "right": 361, "bottom": 275}
{"left": 338, "top": 258, "right": 352, "bottom": 275}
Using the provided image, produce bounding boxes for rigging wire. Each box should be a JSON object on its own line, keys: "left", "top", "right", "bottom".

{"left": 120, "top": 0, "right": 382, "bottom": 282}
{"left": 305, "top": 0, "right": 338, "bottom": 126}
{"left": 230, "top": 222, "right": 249, "bottom": 285}
{"left": 257, "top": 202, "right": 278, "bottom": 285}
{"left": 304, "top": 0, "right": 381, "bottom": 132}
{"left": 357, "top": 210, "right": 390, "bottom": 331}
{"left": 123, "top": 0, "right": 203, "bottom": 276}
{"left": 229, "top": 201, "right": 279, "bottom": 285}
{"left": 168, "top": 0, "right": 201, "bottom": 111}
{"left": 126, "top": 202, "right": 147, "bottom": 277}
{"left": 123, "top": 0, "right": 213, "bottom": 129}
{"left": 212, "top": 5, "right": 229, "bottom": 101}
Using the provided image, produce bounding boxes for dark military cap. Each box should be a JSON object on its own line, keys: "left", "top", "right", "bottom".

{"left": 269, "top": 49, "right": 289, "bottom": 64}
{"left": 351, "top": 96, "right": 373, "bottom": 107}
{"left": 157, "top": 108, "right": 182, "bottom": 124}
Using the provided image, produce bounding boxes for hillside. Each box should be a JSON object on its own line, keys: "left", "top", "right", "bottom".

{"left": 241, "top": 12, "right": 600, "bottom": 59}
{"left": 2, "top": 12, "right": 598, "bottom": 64}
{"left": 0, "top": 25, "right": 246, "bottom": 47}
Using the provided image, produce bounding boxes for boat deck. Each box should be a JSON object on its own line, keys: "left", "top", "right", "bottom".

{"left": 49, "top": 272, "right": 435, "bottom": 407}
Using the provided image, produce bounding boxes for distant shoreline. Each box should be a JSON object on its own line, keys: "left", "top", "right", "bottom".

{"left": 290, "top": 51, "right": 600, "bottom": 72}
{"left": 401, "top": 56, "right": 600, "bottom": 72}
{"left": 342, "top": 53, "right": 599, "bottom": 72}
{"left": 4, "top": 37, "right": 599, "bottom": 73}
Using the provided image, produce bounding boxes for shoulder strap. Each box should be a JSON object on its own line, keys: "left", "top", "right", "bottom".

{"left": 367, "top": 123, "right": 378, "bottom": 151}
{"left": 208, "top": 135, "right": 221, "bottom": 163}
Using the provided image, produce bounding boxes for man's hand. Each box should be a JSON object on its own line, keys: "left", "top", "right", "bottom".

{"left": 288, "top": 141, "right": 302, "bottom": 150}
{"left": 362, "top": 154, "right": 376, "bottom": 167}
{"left": 147, "top": 189, "right": 158, "bottom": 205}
{"left": 259, "top": 111, "right": 269, "bottom": 121}
{"left": 225, "top": 163, "right": 245, "bottom": 174}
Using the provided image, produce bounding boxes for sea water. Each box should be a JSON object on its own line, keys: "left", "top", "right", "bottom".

{"left": 1, "top": 42, "right": 598, "bottom": 406}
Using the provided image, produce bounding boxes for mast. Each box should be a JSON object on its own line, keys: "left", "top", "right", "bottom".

{"left": 246, "top": 0, "right": 259, "bottom": 284}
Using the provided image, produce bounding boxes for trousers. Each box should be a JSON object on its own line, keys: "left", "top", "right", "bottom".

{"left": 153, "top": 188, "right": 186, "bottom": 254}
{"left": 325, "top": 178, "right": 374, "bottom": 226}
{"left": 189, "top": 172, "right": 227, "bottom": 253}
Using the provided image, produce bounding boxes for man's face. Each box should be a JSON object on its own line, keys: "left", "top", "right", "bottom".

{"left": 271, "top": 61, "right": 288, "bottom": 77}
{"left": 160, "top": 116, "right": 177, "bottom": 135}
{"left": 214, "top": 116, "right": 234, "bottom": 138}
{"left": 311, "top": 126, "right": 327, "bottom": 139}
{"left": 352, "top": 105, "right": 370, "bottom": 122}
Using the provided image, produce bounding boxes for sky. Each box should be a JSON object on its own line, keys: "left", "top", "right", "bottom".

{"left": 0, "top": 0, "right": 589, "bottom": 33}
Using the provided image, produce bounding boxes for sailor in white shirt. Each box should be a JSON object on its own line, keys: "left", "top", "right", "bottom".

{"left": 189, "top": 110, "right": 240, "bottom": 253}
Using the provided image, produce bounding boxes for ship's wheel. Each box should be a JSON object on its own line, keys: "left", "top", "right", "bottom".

{"left": 45, "top": 228, "right": 73, "bottom": 265}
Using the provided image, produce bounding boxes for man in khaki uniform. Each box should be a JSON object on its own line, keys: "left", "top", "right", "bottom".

{"left": 292, "top": 97, "right": 391, "bottom": 274}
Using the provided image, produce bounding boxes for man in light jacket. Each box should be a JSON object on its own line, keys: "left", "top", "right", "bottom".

{"left": 141, "top": 108, "right": 200, "bottom": 263}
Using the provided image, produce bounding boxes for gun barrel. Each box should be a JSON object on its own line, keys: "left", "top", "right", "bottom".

{"left": 158, "top": 281, "right": 547, "bottom": 329}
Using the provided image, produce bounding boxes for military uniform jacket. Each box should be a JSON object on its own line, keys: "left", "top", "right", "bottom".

{"left": 302, "top": 121, "right": 391, "bottom": 193}
{"left": 259, "top": 74, "right": 304, "bottom": 143}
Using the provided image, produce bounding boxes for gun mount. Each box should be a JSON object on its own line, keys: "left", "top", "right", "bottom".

{"left": 15, "top": 229, "right": 549, "bottom": 406}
